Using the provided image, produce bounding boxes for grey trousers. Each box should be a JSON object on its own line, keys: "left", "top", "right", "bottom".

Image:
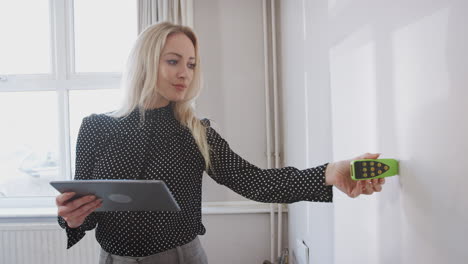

{"left": 99, "top": 237, "right": 208, "bottom": 264}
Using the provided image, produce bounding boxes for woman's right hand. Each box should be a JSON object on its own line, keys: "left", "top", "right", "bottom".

{"left": 56, "top": 192, "right": 102, "bottom": 228}
{"left": 325, "top": 153, "right": 385, "bottom": 198}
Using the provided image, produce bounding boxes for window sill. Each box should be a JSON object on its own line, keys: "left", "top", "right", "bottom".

{"left": 0, "top": 201, "right": 288, "bottom": 219}
{"left": 0, "top": 207, "right": 57, "bottom": 218}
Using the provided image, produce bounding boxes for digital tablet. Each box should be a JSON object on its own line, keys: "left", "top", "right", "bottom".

{"left": 50, "top": 180, "right": 180, "bottom": 212}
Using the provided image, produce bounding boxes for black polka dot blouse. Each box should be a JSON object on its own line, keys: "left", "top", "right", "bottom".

{"left": 57, "top": 102, "right": 333, "bottom": 257}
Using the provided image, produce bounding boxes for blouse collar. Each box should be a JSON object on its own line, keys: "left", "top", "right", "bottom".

{"left": 141, "top": 102, "right": 174, "bottom": 121}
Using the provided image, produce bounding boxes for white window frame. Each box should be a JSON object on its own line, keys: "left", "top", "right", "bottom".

{"left": 0, "top": 0, "right": 123, "bottom": 210}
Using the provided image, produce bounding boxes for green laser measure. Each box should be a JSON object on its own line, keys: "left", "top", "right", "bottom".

{"left": 350, "top": 159, "right": 399, "bottom": 180}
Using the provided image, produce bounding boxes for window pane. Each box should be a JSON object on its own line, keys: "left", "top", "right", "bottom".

{"left": 73, "top": 0, "right": 138, "bottom": 73}
{"left": 0, "top": 92, "right": 59, "bottom": 198}
{"left": 0, "top": 0, "right": 51, "bottom": 75}
{"left": 69, "top": 89, "right": 121, "bottom": 174}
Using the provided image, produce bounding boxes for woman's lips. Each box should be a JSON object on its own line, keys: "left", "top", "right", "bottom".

{"left": 173, "top": 84, "right": 186, "bottom": 91}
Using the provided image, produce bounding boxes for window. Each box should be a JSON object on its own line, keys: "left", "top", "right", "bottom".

{"left": 74, "top": 0, "right": 137, "bottom": 73}
{"left": 0, "top": 0, "right": 51, "bottom": 75}
{"left": 0, "top": 91, "right": 58, "bottom": 198}
{"left": 0, "top": 0, "right": 137, "bottom": 207}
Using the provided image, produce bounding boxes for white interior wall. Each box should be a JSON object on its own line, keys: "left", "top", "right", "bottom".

{"left": 329, "top": 0, "right": 468, "bottom": 263}
{"left": 194, "top": 0, "right": 288, "bottom": 262}
{"left": 278, "top": 1, "right": 334, "bottom": 264}
{"left": 195, "top": 0, "right": 267, "bottom": 203}
{"left": 201, "top": 214, "right": 288, "bottom": 264}
{"left": 283, "top": 0, "right": 468, "bottom": 264}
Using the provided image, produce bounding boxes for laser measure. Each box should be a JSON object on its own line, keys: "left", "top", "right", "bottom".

{"left": 350, "top": 159, "right": 399, "bottom": 180}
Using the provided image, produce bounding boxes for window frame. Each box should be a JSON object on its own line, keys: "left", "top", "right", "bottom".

{"left": 0, "top": 0, "right": 124, "bottom": 209}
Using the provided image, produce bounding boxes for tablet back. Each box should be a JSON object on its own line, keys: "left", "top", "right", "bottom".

{"left": 50, "top": 180, "right": 180, "bottom": 212}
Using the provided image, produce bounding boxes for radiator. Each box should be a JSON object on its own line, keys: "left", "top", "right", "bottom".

{"left": 0, "top": 223, "right": 100, "bottom": 264}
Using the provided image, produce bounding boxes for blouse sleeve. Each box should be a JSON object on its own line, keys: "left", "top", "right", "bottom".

{"left": 202, "top": 119, "right": 333, "bottom": 204}
{"left": 57, "top": 115, "right": 101, "bottom": 249}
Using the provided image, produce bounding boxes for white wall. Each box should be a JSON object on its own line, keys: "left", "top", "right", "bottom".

{"left": 195, "top": 0, "right": 267, "bottom": 203}
{"left": 278, "top": 1, "right": 334, "bottom": 264}
{"left": 329, "top": 0, "right": 468, "bottom": 263}
{"left": 283, "top": 0, "right": 468, "bottom": 264}
{"left": 201, "top": 214, "right": 288, "bottom": 264}
{"left": 194, "top": 0, "right": 288, "bottom": 263}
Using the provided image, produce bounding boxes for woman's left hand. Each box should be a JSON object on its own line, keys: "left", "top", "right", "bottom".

{"left": 325, "top": 153, "right": 385, "bottom": 198}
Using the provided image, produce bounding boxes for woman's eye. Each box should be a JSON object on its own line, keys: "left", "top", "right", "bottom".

{"left": 188, "top": 63, "right": 196, "bottom": 69}
{"left": 167, "top": 60, "right": 177, "bottom": 65}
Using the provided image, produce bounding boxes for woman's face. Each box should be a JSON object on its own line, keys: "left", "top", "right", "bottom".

{"left": 153, "top": 32, "right": 196, "bottom": 108}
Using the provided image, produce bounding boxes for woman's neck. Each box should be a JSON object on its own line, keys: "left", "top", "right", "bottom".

{"left": 147, "top": 99, "right": 171, "bottom": 110}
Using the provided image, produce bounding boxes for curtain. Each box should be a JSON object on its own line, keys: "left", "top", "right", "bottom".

{"left": 137, "top": 0, "right": 194, "bottom": 34}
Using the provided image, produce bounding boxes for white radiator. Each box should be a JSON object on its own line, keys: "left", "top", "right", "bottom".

{"left": 0, "top": 223, "right": 100, "bottom": 264}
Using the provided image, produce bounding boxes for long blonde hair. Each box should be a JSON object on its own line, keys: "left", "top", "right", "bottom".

{"left": 108, "top": 22, "right": 211, "bottom": 170}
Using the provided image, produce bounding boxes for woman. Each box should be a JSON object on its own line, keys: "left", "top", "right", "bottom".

{"left": 56, "top": 22, "right": 384, "bottom": 264}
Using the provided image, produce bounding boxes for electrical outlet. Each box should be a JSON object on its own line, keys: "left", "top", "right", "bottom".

{"left": 294, "top": 239, "right": 309, "bottom": 264}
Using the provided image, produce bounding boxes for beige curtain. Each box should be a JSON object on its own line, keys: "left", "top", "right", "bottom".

{"left": 137, "top": 0, "right": 194, "bottom": 34}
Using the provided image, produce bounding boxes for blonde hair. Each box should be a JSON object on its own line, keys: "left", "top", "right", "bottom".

{"left": 108, "top": 22, "right": 211, "bottom": 170}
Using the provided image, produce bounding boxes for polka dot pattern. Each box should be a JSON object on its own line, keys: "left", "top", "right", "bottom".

{"left": 58, "top": 103, "right": 333, "bottom": 257}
